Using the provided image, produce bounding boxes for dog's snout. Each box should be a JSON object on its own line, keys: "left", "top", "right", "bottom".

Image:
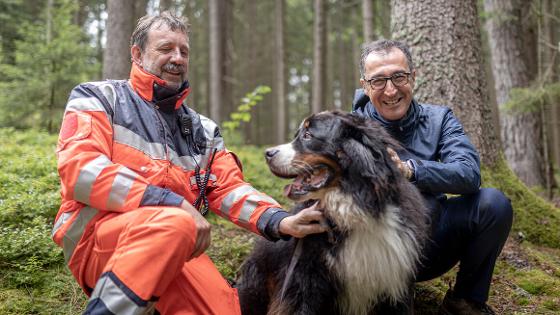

{"left": 265, "top": 148, "right": 279, "bottom": 161}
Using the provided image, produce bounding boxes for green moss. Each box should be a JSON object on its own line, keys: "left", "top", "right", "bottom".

{"left": 0, "top": 266, "right": 86, "bottom": 315}
{"left": 515, "top": 269, "right": 560, "bottom": 295}
{"left": 482, "top": 157, "right": 560, "bottom": 248}
{"left": 542, "top": 298, "right": 560, "bottom": 311}
{"left": 205, "top": 213, "right": 255, "bottom": 279}
{"left": 516, "top": 297, "right": 530, "bottom": 306}
{"left": 2, "top": 128, "right": 559, "bottom": 314}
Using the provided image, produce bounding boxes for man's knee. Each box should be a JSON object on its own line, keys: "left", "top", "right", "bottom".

{"left": 478, "top": 188, "right": 513, "bottom": 230}
{"left": 136, "top": 207, "right": 197, "bottom": 250}
{"left": 151, "top": 207, "right": 195, "bottom": 234}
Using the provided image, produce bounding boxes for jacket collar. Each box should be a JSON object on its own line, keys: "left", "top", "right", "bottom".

{"left": 129, "top": 62, "right": 190, "bottom": 110}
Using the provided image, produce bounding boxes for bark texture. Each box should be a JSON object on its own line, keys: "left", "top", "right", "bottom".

{"left": 208, "top": 0, "right": 222, "bottom": 122}
{"left": 391, "top": 0, "right": 500, "bottom": 166}
{"left": 159, "top": 0, "right": 173, "bottom": 13}
{"left": 542, "top": 0, "right": 560, "bottom": 171}
{"left": 362, "top": 0, "right": 375, "bottom": 43}
{"left": 484, "top": 0, "right": 546, "bottom": 187}
{"left": 275, "top": 0, "right": 286, "bottom": 143}
{"left": 103, "top": 0, "right": 136, "bottom": 80}
{"left": 311, "top": 0, "right": 326, "bottom": 113}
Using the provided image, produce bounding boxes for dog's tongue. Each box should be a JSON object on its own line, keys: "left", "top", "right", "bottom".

{"left": 283, "top": 184, "right": 292, "bottom": 197}
{"left": 283, "top": 175, "right": 305, "bottom": 197}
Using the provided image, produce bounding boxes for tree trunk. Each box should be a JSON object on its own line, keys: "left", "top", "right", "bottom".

{"left": 325, "top": 5, "right": 333, "bottom": 109}
{"left": 542, "top": 0, "right": 560, "bottom": 174}
{"left": 208, "top": 0, "right": 222, "bottom": 122}
{"left": 159, "top": 0, "right": 173, "bottom": 13}
{"left": 103, "top": 0, "right": 136, "bottom": 80}
{"left": 73, "top": 0, "right": 87, "bottom": 28}
{"left": 391, "top": 0, "right": 499, "bottom": 166}
{"left": 243, "top": 0, "right": 258, "bottom": 144}
{"left": 311, "top": 0, "right": 326, "bottom": 113}
{"left": 221, "top": 0, "right": 234, "bottom": 119}
{"left": 362, "top": 0, "right": 375, "bottom": 43}
{"left": 274, "top": 0, "right": 286, "bottom": 144}
{"left": 483, "top": 0, "right": 546, "bottom": 187}
{"left": 377, "top": 0, "right": 391, "bottom": 39}
{"left": 95, "top": 2, "right": 104, "bottom": 80}
{"left": 135, "top": 0, "right": 149, "bottom": 22}
{"left": 46, "top": 0, "right": 54, "bottom": 132}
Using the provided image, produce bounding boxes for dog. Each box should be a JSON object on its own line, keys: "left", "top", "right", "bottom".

{"left": 237, "top": 111, "right": 430, "bottom": 315}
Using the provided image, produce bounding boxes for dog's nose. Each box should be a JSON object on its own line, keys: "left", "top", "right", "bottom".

{"left": 264, "top": 148, "right": 279, "bottom": 161}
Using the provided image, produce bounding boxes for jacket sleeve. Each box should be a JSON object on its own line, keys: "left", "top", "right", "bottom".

{"left": 200, "top": 128, "right": 289, "bottom": 239}
{"left": 411, "top": 109, "right": 481, "bottom": 194}
{"left": 57, "top": 83, "right": 184, "bottom": 212}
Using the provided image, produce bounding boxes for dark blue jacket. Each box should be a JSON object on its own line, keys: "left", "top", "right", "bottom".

{"left": 352, "top": 89, "right": 481, "bottom": 200}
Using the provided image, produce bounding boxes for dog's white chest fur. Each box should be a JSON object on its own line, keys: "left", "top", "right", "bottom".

{"left": 323, "top": 189, "right": 421, "bottom": 315}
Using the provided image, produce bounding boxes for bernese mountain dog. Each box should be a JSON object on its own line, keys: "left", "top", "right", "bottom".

{"left": 237, "top": 111, "right": 430, "bottom": 315}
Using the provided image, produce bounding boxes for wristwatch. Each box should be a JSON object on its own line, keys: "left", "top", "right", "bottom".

{"left": 406, "top": 160, "right": 416, "bottom": 181}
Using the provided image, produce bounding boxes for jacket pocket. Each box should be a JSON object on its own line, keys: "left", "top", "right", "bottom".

{"left": 57, "top": 112, "right": 92, "bottom": 152}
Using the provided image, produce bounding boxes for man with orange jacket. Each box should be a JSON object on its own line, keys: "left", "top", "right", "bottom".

{"left": 52, "top": 11, "right": 326, "bottom": 315}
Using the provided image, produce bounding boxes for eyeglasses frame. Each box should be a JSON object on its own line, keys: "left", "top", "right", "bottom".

{"left": 365, "top": 72, "right": 412, "bottom": 91}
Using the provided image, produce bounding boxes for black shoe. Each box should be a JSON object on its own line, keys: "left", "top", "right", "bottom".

{"left": 439, "top": 290, "right": 496, "bottom": 315}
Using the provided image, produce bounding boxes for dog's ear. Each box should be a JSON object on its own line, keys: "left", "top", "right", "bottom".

{"left": 341, "top": 136, "right": 395, "bottom": 182}
{"left": 341, "top": 137, "right": 397, "bottom": 212}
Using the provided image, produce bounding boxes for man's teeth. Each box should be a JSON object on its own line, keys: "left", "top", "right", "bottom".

{"left": 385, "top": 99, "right": 400, "bottom": 105}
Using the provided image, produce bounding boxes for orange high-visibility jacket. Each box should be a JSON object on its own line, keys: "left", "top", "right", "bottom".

{"left": 52, "top": 64, "right": 284, "bottom": 290}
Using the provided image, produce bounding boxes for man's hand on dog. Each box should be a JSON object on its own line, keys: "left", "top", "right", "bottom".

{"left": 387, "top": 148, "right": 413, "bottom": 180}
{"left": 278, "top": 202, "right": 328, "bottom": 238}
{"left": 180, "top": 200, "right": 211, "bottom": 259}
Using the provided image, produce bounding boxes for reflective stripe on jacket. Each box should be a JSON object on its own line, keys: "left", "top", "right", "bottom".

{"left": 52, "top": 80, "right": 281, "bottom": 274}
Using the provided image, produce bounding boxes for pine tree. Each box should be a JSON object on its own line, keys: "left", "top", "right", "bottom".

{"left": 0, "top": 0, "right": 97, "bottom": 132}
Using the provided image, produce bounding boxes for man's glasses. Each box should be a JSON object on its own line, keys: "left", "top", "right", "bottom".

{"left": 365, "top": 72, "right": 411, "bottom": 90}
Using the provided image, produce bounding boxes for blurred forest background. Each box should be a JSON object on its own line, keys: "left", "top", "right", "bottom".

{"left": 1, "top": 0, "right": 560, "bottom": 314}
{"left": 1, "top": 0, "right": 560, "bottom": 194}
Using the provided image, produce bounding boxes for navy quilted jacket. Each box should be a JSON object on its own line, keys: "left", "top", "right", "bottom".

{"left": 352, "top": 89, "right": 481, "bottom": 199}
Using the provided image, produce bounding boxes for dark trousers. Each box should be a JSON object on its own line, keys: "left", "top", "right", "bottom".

{"left": 416, "top": 188, "right": 513, "bottom": 303}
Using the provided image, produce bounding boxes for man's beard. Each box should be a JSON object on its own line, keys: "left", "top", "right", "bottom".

{"left": 144, "top": 62, "right": 187, "bottom": 90}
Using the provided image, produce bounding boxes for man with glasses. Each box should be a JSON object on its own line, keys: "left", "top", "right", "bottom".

{"left": 352, "top": 39, "right": 512, "bottom": 315}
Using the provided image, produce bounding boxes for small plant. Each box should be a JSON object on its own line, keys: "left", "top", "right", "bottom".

{"left": 221, "top": 85, "right": 271, "bottom": 146}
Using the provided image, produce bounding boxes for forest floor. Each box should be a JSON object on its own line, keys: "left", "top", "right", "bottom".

{"left": 208, "top": 217, "right": 560, "bottom": 315}
{"left": 0, "top": 129, "right": 559, "bottom": 314}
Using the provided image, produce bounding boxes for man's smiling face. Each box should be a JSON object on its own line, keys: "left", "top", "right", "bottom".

{"left": 133, "top": 24, "right": 189, "bottom": 90}
{"left": 360, "top": 48, "right": 416, "bottom": 121}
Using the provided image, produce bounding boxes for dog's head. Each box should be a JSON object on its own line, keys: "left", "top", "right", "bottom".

{"left": 265, "top": 111, "right": 404, "bottom": 213}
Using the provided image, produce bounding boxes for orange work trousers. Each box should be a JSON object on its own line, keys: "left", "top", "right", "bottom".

{"left": 79, "top": 206, "right": 241, "bottom": 315}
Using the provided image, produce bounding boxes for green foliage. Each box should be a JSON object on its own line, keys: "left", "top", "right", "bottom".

{"left": 205, "top": 216, "right": 255, "bottom": 279}
{"left": 0, "top": 266, "right": 87, "bottom": 315}
{"left": 0, "top": 128, "right": 60, "bottom": 227}
{"left": 502, "top": 83, "right": 560, "bottom": 114}
{"left": 3, "top": 128, "right": 560, "bottom": 314}
{"left": 0, "top": 221, "right": 62, "bottom": 271}
{"left": 0, "top": 128, "right": 64, "bottom": 290}
{"left": 0, "top": 0, "right": 98, "bottom": 132}
{"left": 516, "top": 269, "right": 560, "bottom": 296}
{"left": 482, "top": 157, "right": 560, "bottom": 248}
{"left": 221, "top": 85, "right": 272, "bottom": 145}
{"left": 0, "top": 127, "right": 293, "bottom": 313}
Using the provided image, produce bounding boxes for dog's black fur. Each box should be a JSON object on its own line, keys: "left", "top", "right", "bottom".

{"left": 237, "top": 111, "right": 430, "bottom": 315}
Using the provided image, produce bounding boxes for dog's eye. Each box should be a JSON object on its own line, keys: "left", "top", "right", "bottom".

{"left": 302, "top": 131, "right": 312, "bottom": 140}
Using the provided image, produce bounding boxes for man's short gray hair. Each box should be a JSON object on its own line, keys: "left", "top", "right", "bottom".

{"left": 130, "top": 11, "right": 190, "bottom": 52}
{"left": 359, "top": 40, "right": 414, "bottom": 78}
